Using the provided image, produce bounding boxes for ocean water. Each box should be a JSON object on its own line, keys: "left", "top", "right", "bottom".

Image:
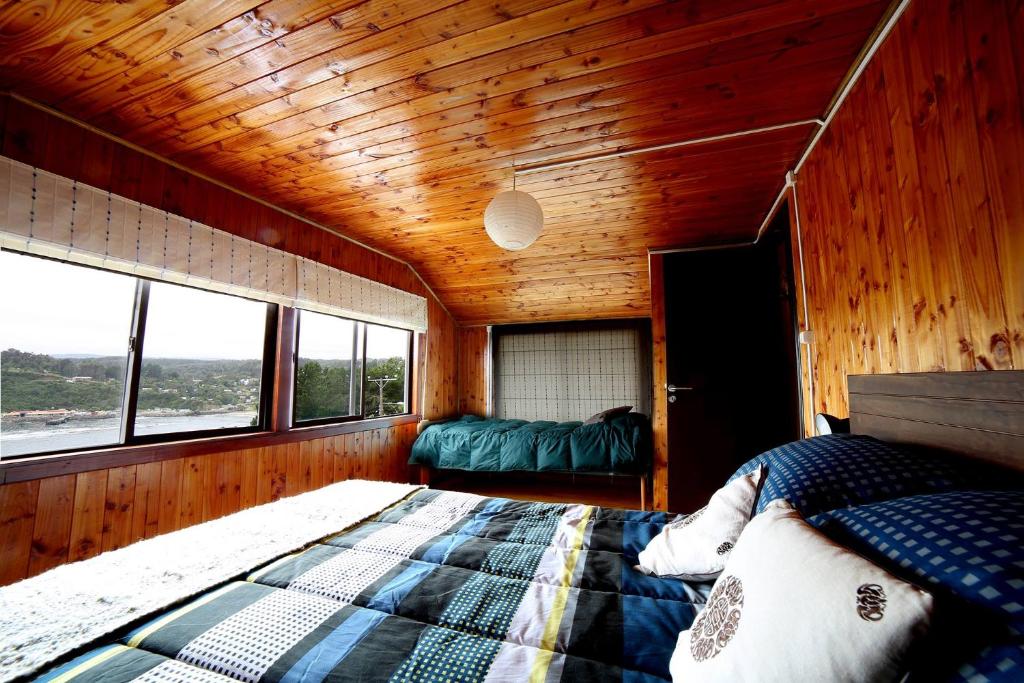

{"left": 0, "top": 411, "right": 258, "bottom": 458}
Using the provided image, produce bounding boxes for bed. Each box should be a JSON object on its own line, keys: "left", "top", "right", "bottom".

{"left": 20, "top": 490, "right": 696, "bottom": 683}
{"left": 4, "top": 370, "right": 1022, "bottom": 683}
{"left": 409, "top": 413, "right": 651, "bottom": 475}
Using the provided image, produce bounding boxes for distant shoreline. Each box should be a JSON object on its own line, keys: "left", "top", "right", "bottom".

{"left": 1, "top": 407, "right": 256, "bottom": 425}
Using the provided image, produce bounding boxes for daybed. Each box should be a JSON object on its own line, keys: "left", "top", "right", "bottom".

{"left": 408, "top": 413, "right": 652, "bottom": 506}
{"left": 409, "top": 413, "right": 651, "bottom": 474}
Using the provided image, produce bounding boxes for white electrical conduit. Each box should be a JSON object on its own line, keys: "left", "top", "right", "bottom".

{"left": 788, "top": 171, "right": 815, "bottom": 423}
{"left": 648, "top": 0, "right": 910, "bottom": 433}
{"left": 794, "top": 0, "right": 911, "bottom": 174}
{"left": 513, "top": 119, "right": 824, "bottom": 176}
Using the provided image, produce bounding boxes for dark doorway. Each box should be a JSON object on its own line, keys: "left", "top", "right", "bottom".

{"left": 662, "top": 204, "right": 801, "bottom": 512}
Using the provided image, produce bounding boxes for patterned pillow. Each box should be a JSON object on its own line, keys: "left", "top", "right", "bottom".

{"left": 636, "top": 466, "right": 766, "bottom": 581}
{"left": 669, "top": 501, "right": 934, "bottom": 682}
{"left": 729, "top": 434, "right": 998, "bottom": 517}
{"left": 811, "top": 490, "right": 1024, "bottom": 683}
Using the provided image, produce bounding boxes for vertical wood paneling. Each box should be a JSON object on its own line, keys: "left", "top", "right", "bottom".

{"left": 424, "top": 296, "right": 458, "bottom": 420}
{"left": 67, "top": 470, "right": 107, "bottom": 562}
{"left": 256, "top": 448, "right": 275, "bottom": 505}
{"left": 131, "top": 462, "right": 162, "bottom": 541}
{"left": 649, "top": 254, "right": 669, "bottom": 512}
{"left": 0, "top": 424, "right": 420, "bottom": 586}
{"left": 457, "top": 327, "right": 490, "bottom": 416}
{"left": 0, "top": 480, "right": 40, "bottom": 584}
{"left": 179, "top": 457, "right": 205, "bottom": 529}
{"left": 793, "top": 0, "right": 1023, "bottom": 428}
{"left": 239, "top": 452, "right": 258, "bottom": 510}
{"left": 28, "top": 475, "right": 75, "bottom": 575}
{"left": 157, "top": 459, "right": 183, "bottom": 536}
{"left": 101, "top": 465, "right": 137, "bottom": 552}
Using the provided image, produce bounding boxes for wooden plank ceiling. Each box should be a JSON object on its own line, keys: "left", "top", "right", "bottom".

{"left": 0, "top": 0, "right": 890, "bottom": 325}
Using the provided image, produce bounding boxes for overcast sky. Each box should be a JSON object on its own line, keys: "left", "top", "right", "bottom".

{"left": 1, "top": 250, "right": 410, "bottom": 361}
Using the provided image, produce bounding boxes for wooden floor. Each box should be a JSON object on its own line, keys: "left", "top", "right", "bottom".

{"left": 430, "top": 471, "right": 643, "bottom": 510}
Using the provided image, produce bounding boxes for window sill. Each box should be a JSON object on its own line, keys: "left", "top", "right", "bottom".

{"left": 0, "top": 413, "right": 422, "bottom": 484}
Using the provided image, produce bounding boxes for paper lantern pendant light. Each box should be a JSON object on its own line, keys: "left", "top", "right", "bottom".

{"left": 484, "top": 189, "right": 544, "bottom": 250}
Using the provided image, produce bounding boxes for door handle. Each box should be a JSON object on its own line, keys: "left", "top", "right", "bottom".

{"left": 666, "top": 384, "right": 693, "bottom": 393}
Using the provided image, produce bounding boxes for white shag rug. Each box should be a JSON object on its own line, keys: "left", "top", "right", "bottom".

{"left": 0, "top": 479, "right": 421, "bottom": 682}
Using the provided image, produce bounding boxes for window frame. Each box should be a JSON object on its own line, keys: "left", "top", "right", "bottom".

{"left": 0, "top": 250, "right": 421, "bottom": 466}
{"left": 0, "top": 251, "right": 279, "bottom": 460}
{"left": 126, "top": 279, "right": 279, "bottom": 445}
{"left": 291, "top": 309, "right": 367, "bottom": 428}
{"left": 361, "top": 321, "right": 414, "bottom": 419}
{"left": 290, "top": 313, "right": 413, "bottom": 428}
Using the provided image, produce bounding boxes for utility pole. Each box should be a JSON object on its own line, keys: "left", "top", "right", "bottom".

{"left": 367, "top": 376, "right": 396, "bottom": 417}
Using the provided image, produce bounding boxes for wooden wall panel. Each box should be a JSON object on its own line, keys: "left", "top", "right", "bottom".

{"left": 648, "top": 254, "right": 669, "bottom": 511}
{"left": 0, "top": 95, "right": 427, "bottom": 297}
{"left": 423, "top": 295, "right": 459, "bottom": 420}
{"left": 0, "top": 480, "right": 39, "bottom": 585}
{"left": 0, "top": 98, "right": 456, "bottom": 585}
{"left": 0, "top": 423, "right": 418, "bottom": 586}
{"left": 457, "top": 327, "right": 490, "bottom": 416}
{"left": 792, "top": 0, "right": 1023, "bottom": 429}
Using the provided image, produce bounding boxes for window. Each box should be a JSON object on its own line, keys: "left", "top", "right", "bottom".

{"left": 293, "top": 312, "right": 412, "bottom": 424}
{"left": 294, "top": 310, "right": 362, "bottom": 424}
{"left": 0, "top": 250, "right": 277, "bottom": 459}
{"left": 1, "top": 250, "right": 135, "bottom": 456}
{"left": 493, "top": 320, "right": 651, "bottom": 422}
{"left": 363, "top": 323, "right": 412, "bottom": 418}
{"left": 134, "top": 282, "right": 272, "bottom": 438}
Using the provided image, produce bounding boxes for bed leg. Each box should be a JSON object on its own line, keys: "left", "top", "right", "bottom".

{"left": 640, "top": 475, "right": 647, "bottom": 511}
{"left": 419, "top": 466, "right": 432, "bottom": 487}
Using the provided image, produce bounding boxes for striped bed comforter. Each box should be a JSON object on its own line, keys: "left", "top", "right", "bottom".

{"left": 36, "top": 489, "right": 703, "bottom": 683}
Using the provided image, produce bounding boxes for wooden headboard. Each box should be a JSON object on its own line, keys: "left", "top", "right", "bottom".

{"left": 848, "top": 371, "right": 1024, "bottom": 472}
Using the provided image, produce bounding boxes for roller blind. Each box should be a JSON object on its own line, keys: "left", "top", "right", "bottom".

{"left": 0, "top": 155, "right": 427, "bottom": 331}
{"left": 494, "top": 325, "right": 651, "bottom": 422}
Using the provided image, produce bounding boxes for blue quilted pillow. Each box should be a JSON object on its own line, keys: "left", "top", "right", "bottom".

{"left": 729, "top": 434, "right": 997, "bottom": 516}
{"left": 810, "top": 490, "right": 1024, "bottom": 624}
{"left": 811, "top": 490, "right": 1024, "bottom": 682}
{"left": 950, "top": 642, "right": 1024, "bottom": 683}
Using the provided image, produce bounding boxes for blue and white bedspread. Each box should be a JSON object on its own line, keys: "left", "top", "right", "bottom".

{"left": 36, "top": 490, "right": 700, "bottom": 683}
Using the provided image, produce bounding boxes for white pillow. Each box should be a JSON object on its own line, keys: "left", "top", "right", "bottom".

{"left": 636, "top": 465, "right": 765, "bottom": 580}
{"left": 670, "top": 501, "right": 934, "bottom": 682}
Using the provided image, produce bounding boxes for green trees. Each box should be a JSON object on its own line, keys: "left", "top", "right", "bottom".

{"left": 0, "top": 370, "right": 122, "bottom": 411}
{"left": 1, "top": 349, "right": 262, "bottom": 414}
{"left": 293, "top": 356, "right": 407, "bottom": 420}
{"left": 294, "top": 360, "right": 352, "bottom": 420}
{"left": 2, "top": 348, "right": 407, "bottom": 418}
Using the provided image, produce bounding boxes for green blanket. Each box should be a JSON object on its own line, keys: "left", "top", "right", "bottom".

{"left": 409, "top": 413, "right": 651, "bottom": 474}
